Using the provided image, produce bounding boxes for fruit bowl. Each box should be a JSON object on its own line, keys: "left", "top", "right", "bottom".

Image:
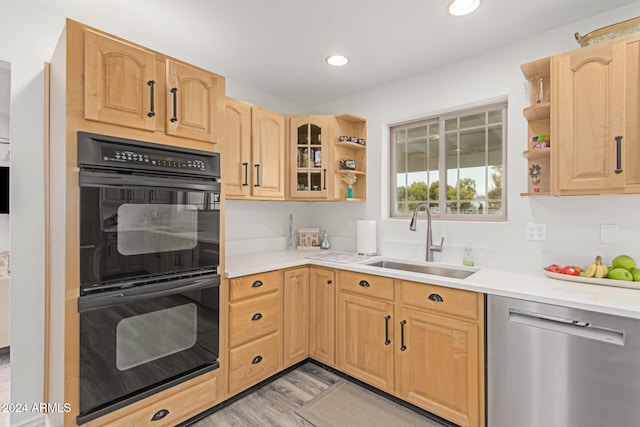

{"left": 543, "top": 268, "right": 640, "bottom": 290}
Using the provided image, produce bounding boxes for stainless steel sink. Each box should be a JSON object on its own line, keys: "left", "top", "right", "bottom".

{"left": 364, "top": 259, "right": 476, "bottom": 279}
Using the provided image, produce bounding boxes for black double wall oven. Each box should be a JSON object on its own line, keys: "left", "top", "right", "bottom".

{"left": 77, "top": 132, "right": 221, "bottom": 424}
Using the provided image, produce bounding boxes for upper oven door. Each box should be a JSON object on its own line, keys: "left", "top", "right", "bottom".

{"left": 79, "top": 170, "right": 220, "bottom": 292}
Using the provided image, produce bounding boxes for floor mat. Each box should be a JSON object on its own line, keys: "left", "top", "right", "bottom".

{"left": 295, "top": 379, "right": 444, "bottom": 427}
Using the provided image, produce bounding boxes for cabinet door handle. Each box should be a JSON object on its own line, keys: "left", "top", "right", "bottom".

{"left": 384, "top": 315, "right": 391, "bottom": 345}
{"left": 615, "top": 135, "right": 623, "bottom": 174}
{"left": 252, "top": 280, "right": 263, "bottom": 288}
{"left": 147, "top": 80, "right": 156, "bottom": 117}
{"left": 170, "top": 87, "right": 178, "bottom": 122}
{"left": 150, "top": 409, "right": 169, "bottom": 422}
{"left": 254, "top": 164, "right": 261, "bottom": 187}
{"left": 358, "top": 280, "right": 370, "bottom": 288}
{"left": 326, "top": 279, "right": 333, "bottom": 285}
{"left": 251, "top": 313, "right": 263, "bottom": 321}
{"left": 428, "top": 293, "right": 444, "bottom": 302}
{"left": 323, "top": 168, "right": 327, "bottom": 190}
{"left": 252, "top": 355, "right": 263, "bottom": 365}
{"left": 400, "top": 320, "right": 407, "bottom": 351}
{"left": 242, "top": 162, "right": 249, "bottom": 186}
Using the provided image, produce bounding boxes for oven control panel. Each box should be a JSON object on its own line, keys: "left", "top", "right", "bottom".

{"left": 101, "top": 147, "right": 207, "bottom": 171}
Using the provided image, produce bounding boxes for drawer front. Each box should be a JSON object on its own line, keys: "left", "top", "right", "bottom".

{"left": 399, "top": 279, "right": 478, "bottom": 320}
{"left": 230, "top": 270, "right": 282, "bottom": 301}
{"left": 229, "top": 292, "right": 280, "bottom": 347}
{"left": 229, "top": 332, "right": 280, "bottom": 394}
{"left": 338, "top": 270, "right": 394, "bottom": 300}
{"left": 106, "top": 374, "right": 218, "bottom": 427}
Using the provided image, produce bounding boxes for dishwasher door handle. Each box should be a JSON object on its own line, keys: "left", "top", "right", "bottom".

{"left": 508, "top": 309, "right": 624, "bottom": 346}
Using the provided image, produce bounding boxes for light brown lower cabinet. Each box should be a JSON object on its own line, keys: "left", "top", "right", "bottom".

{"left": 396, "top": 279, "right": 485, "bottom": 427}
{"left": 228, "top": 332, "right": 280, "bottom": 395}
{"left": 336, "top": 271, "right": 395, "bottom": 392}
{"left": 309, "top": 267, "right": 336, "bottom": 366}
{"left": 102, "top": 372, "right": 219, "bottom": 427}
{"left": 283, "top": 267, "right": 310, "bottom": 367}
{"left": 397, "top": 308, "right": 480, "bottom": 427}
{"left": 228, "top": 271, "right": 282, "bottom": 395}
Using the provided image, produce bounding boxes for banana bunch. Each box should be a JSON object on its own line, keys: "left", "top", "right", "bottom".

{"left": 580, "top": 256, "right": 609, "bottom": 278}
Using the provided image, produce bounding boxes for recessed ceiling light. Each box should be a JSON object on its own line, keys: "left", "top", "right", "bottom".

{"left": 326, "top": 55, "right": 349, "bottom": 66}
{"left": 448, "top": 0, "right": 481, "bottom": 16}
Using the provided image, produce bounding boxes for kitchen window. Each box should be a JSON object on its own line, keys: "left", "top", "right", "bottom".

{"left": 391, "top": 102, "right": 507, "bottom": 220}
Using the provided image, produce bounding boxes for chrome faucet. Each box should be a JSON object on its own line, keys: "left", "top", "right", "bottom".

{"left": 409, "top": 203, "right": 444, "bottom": 262}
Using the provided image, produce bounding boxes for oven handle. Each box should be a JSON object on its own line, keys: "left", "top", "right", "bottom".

{"left": 79, "top": 170, "right": 220, "bottom": 193}
{"left": 78, "top": 274, "right": 220, "bottom": 313}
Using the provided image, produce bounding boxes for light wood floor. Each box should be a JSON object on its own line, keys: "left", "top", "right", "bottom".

{"left": 189, "top": 362, "right": 338, "bottom": 426}
{"left": 187, "top": 362, "right": 450, "bottom": 427}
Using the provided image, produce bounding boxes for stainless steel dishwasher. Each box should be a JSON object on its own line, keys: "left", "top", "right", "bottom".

{"left": 488, "top": 295, "right": 640, "bottom": 427}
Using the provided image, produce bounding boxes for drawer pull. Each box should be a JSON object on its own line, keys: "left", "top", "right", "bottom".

{"left": 252, "top": 355, "right": 263, "bottom": 365}
{"left": 400, "top": 320, "right": 407, "bottom": 351}
{"left": 151, "top": 409, "right": 170, "bottom": 422}
{"left": 359, "top": 280, "right": 370, "bottom": 288}
{"left": 384, "top": 315, "right": 391, "bottom": 345}
{"left": 252, "top": 280, "right": 263, "bottom": 288}
{"left": 251, "top": 313, "right": 263, "bottom": 321}
{"left": 428, "top": 293, "right": 444, "bottom": 302}
{"left": 327, "top": 279, "right": 333, "bottom": 285}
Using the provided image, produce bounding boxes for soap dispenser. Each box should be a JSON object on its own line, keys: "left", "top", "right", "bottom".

{"left": 320, "top": 230, "right": 331, "bottom": 250}
{"left": 462, "top": 240, "right": 474, "bottom": 267}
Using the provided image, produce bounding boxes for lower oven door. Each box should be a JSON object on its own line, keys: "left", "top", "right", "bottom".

{"left": 77, "top": 274, "right": 220, "bottom": 425}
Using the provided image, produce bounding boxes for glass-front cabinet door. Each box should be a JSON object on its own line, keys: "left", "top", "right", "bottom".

{"left": 289, "top": 115, "right": 331, "bottom": 199}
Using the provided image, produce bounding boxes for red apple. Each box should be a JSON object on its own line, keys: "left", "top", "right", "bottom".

{"left": 561, "top": 266, "right": 579, "bottom": 276}
{"left": 546, "top": 264, "right": 562, "bottom": 273}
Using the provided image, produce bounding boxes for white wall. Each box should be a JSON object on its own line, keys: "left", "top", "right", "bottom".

{"left": 304, "top": 3, "right": 640, "bottom": 272}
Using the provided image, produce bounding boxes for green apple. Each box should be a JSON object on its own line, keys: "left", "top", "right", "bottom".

{"left": 612, "top": 255, "right": 636, "bottom": 271}
{"left": 607, "top": 267, "right": 634, "bottom": 281}
{"left": 632, "top": 268, "right": 640, "bottom": 282}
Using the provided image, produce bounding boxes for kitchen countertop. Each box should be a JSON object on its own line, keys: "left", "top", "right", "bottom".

{"left": 225, "top": 250, "right": 640, "bottom": 319}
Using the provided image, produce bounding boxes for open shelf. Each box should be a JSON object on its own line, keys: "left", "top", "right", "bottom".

{"left": 335, "top": 169, "right": 365, "bottom": 175}
{"left": 523, "top": 103, "right": 550, "bottom": 121}
{"left": 520, "top": 191, "right": 552, "bottom": 197}
{"left": 522, "top": 148, "right": 551, "bottom": 160}
{"left": 335, "top": 141, "right": 366, "bottom": 150}
{"left": 521, "top": 57, "right": 552, "bottom": 197}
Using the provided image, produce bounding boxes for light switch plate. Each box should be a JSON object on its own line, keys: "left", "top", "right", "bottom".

{"left": 525, "top": 223, "right": 547, "bottom": 241}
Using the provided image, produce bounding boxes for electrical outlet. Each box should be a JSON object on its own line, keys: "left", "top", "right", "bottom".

{"left": 525, "top": 223, "right": 547, "bottom": 241}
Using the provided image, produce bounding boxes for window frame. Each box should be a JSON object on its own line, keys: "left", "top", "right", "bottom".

{"left": 390, "top": 101, "right": 508, "bottom": 221}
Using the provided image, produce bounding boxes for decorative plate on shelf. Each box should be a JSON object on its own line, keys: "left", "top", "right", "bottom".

{"left": 543, "top": 268, "right": 640, "bottom": 290}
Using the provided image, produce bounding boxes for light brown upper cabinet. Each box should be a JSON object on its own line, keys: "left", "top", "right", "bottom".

{"left": 84, "top": 29, "right": 157, "bottom": 132}
{"left": 551, "top": 32, "right": 640, "bottom": 195}
{"left": 251, "top": 107, "right": 286, "bottom": 199}
{"left": 165, "top": 60, "right": 223, "bottom": 144}
{"left": 223, "top": 97, "right": 252, "bottom": 198}
{"left": 84, "top": 29, "right": 224, "bottom": 144}
{"left": 287, "top": 115, "right": 333, "bottom": 200}
{"left": 223, "top": 99, "right": 285, "bottom": 199}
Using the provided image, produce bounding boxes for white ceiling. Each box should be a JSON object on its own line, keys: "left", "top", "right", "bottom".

{"left": 28, "top": 0, "right": 640, "bottom": 106}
